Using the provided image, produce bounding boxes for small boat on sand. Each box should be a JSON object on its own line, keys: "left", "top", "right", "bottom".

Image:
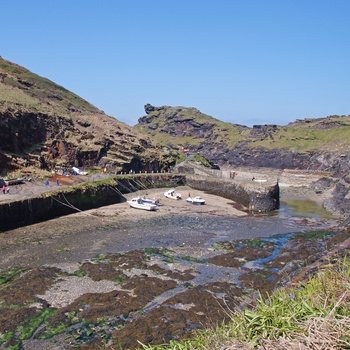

{"left": 128, "top": 197, "right": 157, "bottom": 211}
{"left": 164, "top": 189, "right": 182, "bottom": 200}
{"left": 253, "top": 179, "right": 267, "bottom": 183}
{"left": 72, "top": 167, "right": 88, "bottom": 175}
{"left": 186, "top": 196, "right": 206, "bottom": 205}
{"left": 4, "top": 177, "right": 26, "bottom": 186}
{"left": 141, "top": 196, "right": 161, "bottom": 206}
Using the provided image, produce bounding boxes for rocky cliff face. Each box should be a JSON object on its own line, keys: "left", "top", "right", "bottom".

{"left": 0, "top": 110, "right": 165, "bottom": 174}
{"left": 0, "top": 58, "right": 167, "bottom": 175}
{"left": 1, "top": 54, "right": 349, "bottom": 178}
{"left": 136, "top": 104, "right": 350, "bottom": 175}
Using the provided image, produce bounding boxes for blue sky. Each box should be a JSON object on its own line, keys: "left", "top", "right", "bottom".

{"left": 1, "top": 1, "right": 349, "bottom": 126}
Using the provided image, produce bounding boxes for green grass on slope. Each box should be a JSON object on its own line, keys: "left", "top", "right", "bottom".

{"left": 138, "top": 121, "right": 350, "bottom": 153}
{"left": 135, "top": 108, "right": 245, "bottom": 148}
{"left": 136, "top": 106, "right": 350, "bottom": 153}
{"left": 251, "top": 126, "right": 350, "bottom": 152}
{"left": 288, "top": 115, "right": 350, "bottom": 129}
{"left": 0, "top": 57, "right": 100, "bottom": 115}
{"left": 0, "top": 83, "right": 42, "bottom": 111}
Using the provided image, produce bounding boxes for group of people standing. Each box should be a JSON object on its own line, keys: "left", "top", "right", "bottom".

{"left": 2, "top": 177, "right": 60, "bottom": 195}
{"left": 45, "top": 178, "right": 60, "bottom": 186}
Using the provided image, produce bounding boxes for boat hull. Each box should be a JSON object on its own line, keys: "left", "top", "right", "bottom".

{"left": 129, "top": 203, "right": 156, "bottom": 211}
{"left": 186, "top": 197, "right": 206, "bottom": 205}
{"left": 128, "top": 197, "right": 157, "bottom": 211}
{"left": 164, "top": 189, "right": 182, "bottom": 200}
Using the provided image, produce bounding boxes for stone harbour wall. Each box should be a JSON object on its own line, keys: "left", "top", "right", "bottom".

{"left": 185, "top": 175, "right": 280, "bottom": 212}
{"left": 0, "top": 174, "right": 279, "bottom": 232}
{"left": 0, "top": 184, "right": 122, "bottom": 232}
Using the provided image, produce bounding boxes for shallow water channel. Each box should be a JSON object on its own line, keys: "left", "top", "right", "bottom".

{"left": 279, "top": 198, "right": 337, "bottom": 220}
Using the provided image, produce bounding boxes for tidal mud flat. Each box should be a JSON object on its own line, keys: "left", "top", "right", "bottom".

{"left": 0, "top": 185, "right": 347, "bottom": 349}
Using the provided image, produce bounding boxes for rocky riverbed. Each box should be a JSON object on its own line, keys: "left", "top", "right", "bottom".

{"left": 0, "top": 175, "right": 349, "bottom": 349}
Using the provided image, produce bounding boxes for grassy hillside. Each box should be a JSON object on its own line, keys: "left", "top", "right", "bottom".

{"left": 135, "top": 106, "right": 247, "bottom": 148}
{"left": 248, "top": 124, "right": 350, "bottom": 152}
{"left": 0, "top": 56, "right": 101, "bottom": 115}
{"left": 0, "top": 58, "right": 168, "bottom": 175}
{"left": 135, "top": 105, "right": 350, "bottom": 153}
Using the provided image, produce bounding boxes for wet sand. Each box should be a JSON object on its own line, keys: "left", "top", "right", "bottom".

{"left": 0, "top": 186, "right": 249, "bottom": 270}
{"left": 0, "top": 183, "right": 339, "bottom": 274}
{"left": 0, "top": 170, "right": 333, "bottom": 272}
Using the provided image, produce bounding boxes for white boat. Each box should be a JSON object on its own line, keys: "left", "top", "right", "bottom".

{"left": 141, "top": 196, "right": 161, "bottom": 206}
{"left": 127, "top": 197, "right": 157, "bottom": 211}
{"left": 253, "top": 178, "right": 267, "bottom": 183}
{"left": 72, "top": 167, "right": 88, "bottom": 175}
{"left": 4, "top": 177, "right": 26, "bottom": 186}
{"left": 186, "top": 196, "right": 206, "bottom": 205}
{"left": 164, "top": 189, "right": 182, "bottom": 200}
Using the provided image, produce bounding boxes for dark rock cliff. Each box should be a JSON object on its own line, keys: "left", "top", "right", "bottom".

{"left": 0, "top": 58, "right": 169, "bottom": 174}
{"left": 0, "top": 110, "right": 166, "bottom": 174}
{"left": 136, "top": 105, "right": 350, "bottom": 176}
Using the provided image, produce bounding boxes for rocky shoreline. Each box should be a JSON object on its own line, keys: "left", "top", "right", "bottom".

{"left": 0, "top": 171, "right": 349, "bottom": 349}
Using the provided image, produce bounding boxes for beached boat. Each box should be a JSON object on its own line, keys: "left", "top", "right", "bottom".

{"left": 127, "top": 197, "right": 157, "bottom": 211}
{"left": 252, "top": 178, "right": 267, "bottom": 183}
{"left": 141, "top": 196, "right": 161, "bottom": 206}
{"left": 4, "top": 177, "right": 26, "bottom": 186}
{"left": 186, "top": 196, "right": 206, "bottom": 205}
{"left": 164, "top": 189, "right": 182, "bottom": 200}
{"left": 72, "top": 167, "right": 88, "bottom": 175}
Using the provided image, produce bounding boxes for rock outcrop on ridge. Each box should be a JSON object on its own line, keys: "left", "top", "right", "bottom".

{"left": 136, "top": 104, "right": 350, "bottom": 175}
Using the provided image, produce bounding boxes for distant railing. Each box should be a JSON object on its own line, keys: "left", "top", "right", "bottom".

{"left": 181, "top": 161, "right": 237, "bottom": 179}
